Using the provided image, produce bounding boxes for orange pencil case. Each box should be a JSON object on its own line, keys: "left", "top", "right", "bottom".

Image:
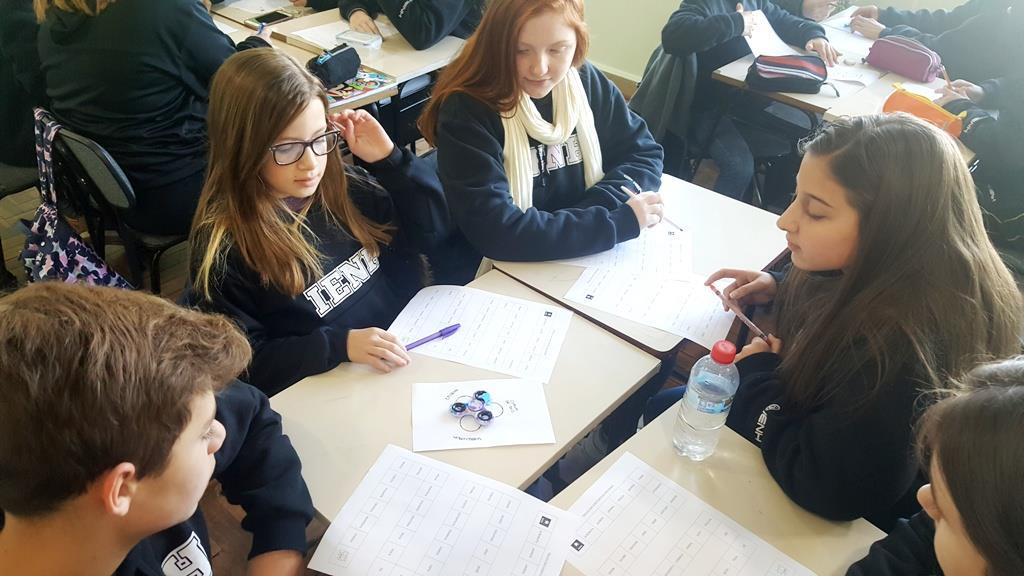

{"left": 883, "top": 84, "right": 966, "bottom": 138}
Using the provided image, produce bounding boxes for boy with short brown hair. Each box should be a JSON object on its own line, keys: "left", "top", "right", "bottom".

{"left": 0, "top": 282, "right": 314, "bottom": 575}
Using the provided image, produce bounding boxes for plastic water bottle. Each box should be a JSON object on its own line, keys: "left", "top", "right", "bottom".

{"left": 673, "top": 340, "right": 739, "bottom": 461}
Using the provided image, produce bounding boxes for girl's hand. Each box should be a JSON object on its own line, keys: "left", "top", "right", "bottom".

{"left": 850, "top": 5, "right": 879, "bottom": 19}
{"left": 349, "top": 9, "right": 381, "bottom": 35}
{"left": 626, "top": 191, "right": 664, "bottom": 229}
{"left": 936, "top": 79, "right": 984, "bottom": 106}
{"left": 736, "top": 4, "right": 757, "bottom": 38}
{"left": 735, "top": 335, "right": 783, "bottom": 362}
{"left": 347, "top": 327, "right": 411, "bottom": 373}
{"left": 330, "top": 109, "right": 395, "bottom": 163}
{"left": 850, "top": 15, "right": 885, "bottom": 39}
{"left": 705, "top": 269, "right": 778, "bottom": 309}
{"left": 805, "top": 37, "right": 840, "bottom": 66}
{"left": 801, "top": 0, "right": 835, "bottom": 22}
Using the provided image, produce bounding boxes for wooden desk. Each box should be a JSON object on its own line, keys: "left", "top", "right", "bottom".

{"left": 273, "top": 10, "right": 465, "bottom": 84}
{"left": 551, "top": 410, "right": 885, "bottom": 576}
{"left": 494, "top": 175, "right": 788, "bottom": 354}
{"left": 270, "top": 270, "right": 661, "bottom": 520}
{"left": 823, "top": 75, "right": 977, "bottom": 164}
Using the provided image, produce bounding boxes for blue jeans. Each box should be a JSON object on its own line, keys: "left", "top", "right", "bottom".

{"left": 692, "top": 114, "right": 753, "bottom": 200}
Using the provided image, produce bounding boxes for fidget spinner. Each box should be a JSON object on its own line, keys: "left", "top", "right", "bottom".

{"left": 449, "top": 390, "right": 502, "bottom": 431}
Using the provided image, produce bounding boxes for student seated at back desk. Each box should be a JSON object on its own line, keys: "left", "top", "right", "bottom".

{"left": 186, "top": 49, "right": 448, "bottom": 397}
{"left": 36, "top": 0, "right": 271, "bottom": 238}
{"left": 303, "top": 0, "right": 484, "bottom": 50}
{"left": 848, "top": 358, "right": 1024, "bottom": 576}
{"left": 661, "top": 0, "right": 838, "bottom": 200}
{"left": 419, "top": 0, "right": 665, "bottom": 286}
{"left": 850, "top": 0, "right": 1020, "bottom": 84}
{"left": 0, "top": 283, "right": 314, "bottom": 576}
{"left": 641, "top": 114, "right": 1022, "bottom": 531}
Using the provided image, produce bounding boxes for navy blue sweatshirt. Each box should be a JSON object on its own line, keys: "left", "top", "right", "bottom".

{"left": 0, "top": 0, "right": 45, "bottom": 167}
{"left": 335, "top": 0, "right": 483, "bottom": 50}
{"left": 0, "top": 381, "right": 314, "bottom": 575}
{"left": 846, "top": 512, "right": 941, "bottom": 575}
{"left": 37, "top": 0, "right": 268, "bottom": 190}
{"left": 726, "top": 341, "right": 927, "bottom": 531}
{"left": 662, "top": 0, "right": 827, "bottom": 111}
{"left": 433, "top": 61, "right": 663, "bottom": 285}
{"left": 877, "top": 0, "right": 1019, "bottom": 84}
{"left": 945, "top": 74, "right": 1024, "bottom": 254}
{"left": 186, "top": 147, "right": 448, "bottom": 397}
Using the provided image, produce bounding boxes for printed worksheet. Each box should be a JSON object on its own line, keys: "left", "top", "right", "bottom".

{"left": 743, "top": 11, "right": 800, "bottom": 57}
{"left": 309, "top": 445, "right": 582, "bottom": 576}
{"left": 564, "top": 269, "right": 734, "bottom": 349}
{"left": 293, "top": 18, "right": 400, "bottom": 50}
{"left": 556, "top": 228, "right": 694, "bottom": 280}
{"left": 567, "top": 453, "right": 815, "bottom": 576}
{"left": 217, "top": 0, "right": 291, "bottom": 14}
{"left": 411, "top": 379, "right": 555, "bottom": 452}
{"left": 388, "top": 286, "right": 572, "bottom": 383}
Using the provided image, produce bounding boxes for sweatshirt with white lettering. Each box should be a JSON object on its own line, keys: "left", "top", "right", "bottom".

{"left": 185, "top": 146, "right": 448, "bottom": 396}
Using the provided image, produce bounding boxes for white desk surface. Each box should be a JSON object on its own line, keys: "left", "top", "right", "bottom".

{"left": 213, "top": 14, "right": 314, "bottom": 64}
{"left": 494, "top": 175, "right": 787, "bottom": 354}
{"left": 270, "top": 270, "right": 661, "bottom": 520}
{"left": 272, "top": 10, "right": 465, "bottom": 84}
{"left": 823, "top": 74, "right": 977, "bottom": 164}
{"left": 552, "top": 410, "right": 885, "bottom": 576}
{"left": 211, "top": 2, "right": 311, "bottom": 26}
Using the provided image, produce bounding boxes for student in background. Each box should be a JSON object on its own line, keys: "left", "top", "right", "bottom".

{"left": 338, "top": 0, "right": 484, "bottom": 49}
{"left": 646, "top": 114, "right": 1022, "bottom": 530}
{"left": 0, "top": 282, "right": 314, "bottom": 576}
{"left": 848, "top": 357, "right": 1024, "bottom": 576}
{"left": 0, "top": 0, "right": 44, "bottom": 168}
{"left": 186, "top": 49, "right": 448, "bottom": 397}
{"left": 850, "top": 1, "right": 1020, "bottom": 84}
{"left": 661, "top": 0, "right": 837, "bottom": 199}
{"left": 419, "top": 0, "right": 665, "bottom": 285}
{"left": 937, "top": 73, "right": 1024, "bottom": 264}
{"left": 34, "top": 0, "right": 271, "bottom": 237}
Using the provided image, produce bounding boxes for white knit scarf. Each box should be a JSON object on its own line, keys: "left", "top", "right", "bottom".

{"left": 500, "top": 67, "right": 604, "bottom": 210}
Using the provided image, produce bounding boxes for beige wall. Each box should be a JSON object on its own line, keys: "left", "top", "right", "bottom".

{"left": 585, "top": 0, "right": 964, "bottom": 82}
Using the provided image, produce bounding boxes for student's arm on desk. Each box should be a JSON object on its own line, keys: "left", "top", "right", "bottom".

{"left": 662, "top": 2, "right": 748, "bottom": 56}
{"left": 338, "top": 0, "right": 382, "bottom": 20}
{"left": 373, "top": 0, "right": 475, "bottom": 50}
{"left": 725, "top": 352, "right": 921, "bottom": 522}
{"left": 180, "top": 0, "right": 270, "bottom": 86}
{"left": 944, "top": 76, "right": 1024, "bottom": 171}
{"left": 435, "top": 93, "right": 641, "bottom": 262}
{"left": 877, "top": 0, "right": 988, "bottom": 35}
{"left": 760, "top": 0, "right": 827, "bottom": 47}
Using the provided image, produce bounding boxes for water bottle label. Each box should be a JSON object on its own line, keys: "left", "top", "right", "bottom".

{"left": 696, "top": 396, "right": 733, "bottom": 415}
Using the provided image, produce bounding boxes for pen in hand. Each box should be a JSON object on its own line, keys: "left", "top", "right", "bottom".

{"left": 708, "top": 284, "right": 770, "bottom": 341}
{"left": 620, "top": 174, "right": 684, "bottom": 232}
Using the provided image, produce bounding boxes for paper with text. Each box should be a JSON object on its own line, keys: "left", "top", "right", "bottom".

{"left": 567, "top": 452, "right": 815, "bottom": 576}
{"left": 743, "top": 11, "right": 800, "bottom": 57}
{"left": 388, "top": 286, "right": 572, "bottom": 384}
{"left": 411, "top": 379, "right": 555, "bottom": 452}
{"left": 309, "top": 445, "right": 582, "bottom": 576}
{"left": 564, "top": 269, "right": 734, "bottom": 349}
{"left": 556, "top": 228, "right": 694, "bottom": 280}
{"left": 217, "top": 0, "right": 291, "bottom": 14}
{"left": 828, "top": 64, "right": 884, "bottom": 86}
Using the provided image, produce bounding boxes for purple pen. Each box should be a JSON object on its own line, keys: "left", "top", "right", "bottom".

{"left": 405, "top": 323, "right": 460, "bottom": 351}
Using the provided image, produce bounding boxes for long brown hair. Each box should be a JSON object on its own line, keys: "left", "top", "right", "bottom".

{"left": 190, "top": 49, "right": 391, "bottom": 299}
{"left": 33, "top": 0, "right": 114, "bottom": 21}
{"left": 917, "top": 357, "right": 1024, "bottom": 576}
{"left": 774, "top": 113, "right": 1022, "bottom": 410}
{"left": 418, "top": 0, "right": 590, "bottom": 144}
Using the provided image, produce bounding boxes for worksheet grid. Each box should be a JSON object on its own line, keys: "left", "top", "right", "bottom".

{"left": 573, "top": 467, "right": 796, "bottom": 576}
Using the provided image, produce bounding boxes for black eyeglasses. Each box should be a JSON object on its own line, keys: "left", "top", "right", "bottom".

{"left": 267, "top": 130, "right": 341, "bottom": 166}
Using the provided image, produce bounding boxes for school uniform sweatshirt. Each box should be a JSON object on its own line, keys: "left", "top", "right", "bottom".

{"left": 726, "top": 338, "right": 927, "bottom": 531}
{"left": 0, "top": 381, "right": 315, "bottom": 575}
{"left": 186, "top": 147, "right": 448, "bottom": 397}
{"left": 333, "top": 0, "right": 483, "bottom": 50}
{"left": 845, "top": 511, "right": 941, "bottom": 575}
{"left": 37, "top": 0, "right": 268, "bottom": 191}
{"left": 662, "top": 0, "right": 827, "bottom": 112}
{"left": 945, "top": 74, "right": 1024, "bottom": 255}
{"left": 433, "top": 61, "right": 663, "bottom": 285}
{"left": 0, "top": 0, "right": 45, "bottom": 167}
{"left": 876, "top": 0, "right": 1019, "bottom": 84}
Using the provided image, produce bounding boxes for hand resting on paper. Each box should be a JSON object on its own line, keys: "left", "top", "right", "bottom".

{"left": 705, "top": 268, "right": 778, "bottom": 310}
{"left": 348, "top": 327, "right": 411, "bottom": 372}
{"left": 935, "top": 79, "right": 985, "bottom": 106}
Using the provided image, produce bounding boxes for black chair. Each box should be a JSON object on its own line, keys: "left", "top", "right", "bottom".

{"left": 377, "top": 73, "right": 435, "bottom": 151}
{"left": 53, "top": 129, "right": 187, "bottom": 294}
{"left": 0, "top": 162, "right": 39, "bottom": 289}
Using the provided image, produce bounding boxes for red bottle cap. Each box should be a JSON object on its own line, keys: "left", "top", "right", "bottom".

{"left": 710, "top": 340, "right": 737, "bottom": 364}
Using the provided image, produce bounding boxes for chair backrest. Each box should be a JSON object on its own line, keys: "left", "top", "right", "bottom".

{"left": 55, "top": 129, "right": 136, "bottom": 210}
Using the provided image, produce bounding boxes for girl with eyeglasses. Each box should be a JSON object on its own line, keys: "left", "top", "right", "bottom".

{"left": 185, "top": 48, "right": 449, "bottom": 397}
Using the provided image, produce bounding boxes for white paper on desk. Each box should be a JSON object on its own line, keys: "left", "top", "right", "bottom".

{"left": 387, "top": 286, "right": 572, "bottom": 384}
{"left": 309, "top": 445, "right": 583, "bottom": 576}
{"left": 556, "top": 228, "right": 694, "bottom": 280}
{"left": 213, "top": 20, "right": 239, "bottom": 35}
{"left": 743, "top": 10, "right": 800, "bottom": 57}
{"left": 217, "top": 0, "right": 291, "bottom": 14}
{"left": 822, "top": 5, "right": 857, "bottom": 30}
{"left": 824, "top": 24, "right": 875, "bottom": 60}
{"left": 411, "top": 379, "right": 555, "bottom": 452}
{"left": 566, "top": 452, "right": 816, "bottom": 576}
{"left": 828, "top": 63, "right": 884, "bottom": 86}
{"left": 293, "top": 18, "right": 400, "bottom": 50}
{"left": 564, "top": 268, "right": 734, "bottom": 349}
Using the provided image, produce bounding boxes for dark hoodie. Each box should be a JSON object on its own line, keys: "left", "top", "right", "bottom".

{"left": 37, "top": 0, "right": 267, "bottom": 190}
{"left": 0, "top": 0, "right": 45, "bottom": 167}
{"left": 336, "top": 0, "right": 483, "bottom": 50}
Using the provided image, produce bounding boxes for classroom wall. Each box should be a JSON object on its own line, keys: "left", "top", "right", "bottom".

{"left": 586, "top": 0, "right": 965, "bottom": 82}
